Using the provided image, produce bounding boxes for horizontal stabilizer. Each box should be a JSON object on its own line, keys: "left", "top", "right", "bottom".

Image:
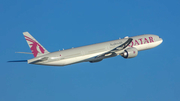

{"left": 8, "top": 60, "right": 27, "bottom": 62}
{"left": 28, "top": 57, "right": 48, "bottom": 64}
{"left": 15, "top": 52, "right": 33, "bottom": 54}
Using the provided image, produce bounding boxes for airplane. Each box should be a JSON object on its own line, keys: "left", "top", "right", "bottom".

{"left": 8, "top": 32, "right": 163, "bottom": 66}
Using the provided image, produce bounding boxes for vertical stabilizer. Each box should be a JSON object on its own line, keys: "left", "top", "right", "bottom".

{"left": 23, "top": 32, "right": 49, "bottom": 57}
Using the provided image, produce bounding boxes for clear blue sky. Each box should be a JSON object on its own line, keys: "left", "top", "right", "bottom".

{"left": 1, "top": 0, "right": 180, "bottom": 101}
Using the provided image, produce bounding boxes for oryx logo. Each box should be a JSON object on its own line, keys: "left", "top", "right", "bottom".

{"left": 24, "top": 36, "right": 45, "bottom": 57}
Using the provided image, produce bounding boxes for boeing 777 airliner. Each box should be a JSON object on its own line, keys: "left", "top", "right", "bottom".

{"left": 8, "top": 32, "right": 163, "bottom": 66}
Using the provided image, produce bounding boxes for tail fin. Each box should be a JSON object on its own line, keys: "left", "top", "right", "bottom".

{"left": 23, "top": 32, "right": 49, "bottom": 57}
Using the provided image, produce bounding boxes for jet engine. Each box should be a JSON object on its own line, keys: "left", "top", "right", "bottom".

{"left": 121, "top": 47, "right": 138, "bottom": 59}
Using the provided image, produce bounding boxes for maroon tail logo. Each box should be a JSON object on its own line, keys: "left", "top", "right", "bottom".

{"left": 24, "top": 36, "right": 45, "bottom": 57}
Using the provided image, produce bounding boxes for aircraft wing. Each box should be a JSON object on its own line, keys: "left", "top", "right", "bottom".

{"left": 109, "top": 38, "right": 132, "bottom": 52}
{"left": 84, "top": 38, "right": 133, "bottom": 62}
{"left": 95, "top": 38, "right": 133, "bottom": 58}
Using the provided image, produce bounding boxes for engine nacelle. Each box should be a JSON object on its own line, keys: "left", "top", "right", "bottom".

{"left": 121, "top": 47, "right": 138, "bottom": 59}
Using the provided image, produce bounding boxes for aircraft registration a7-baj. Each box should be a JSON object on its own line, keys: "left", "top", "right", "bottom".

{"left": 9, "top": 32, "right": 163, "bottom": 66}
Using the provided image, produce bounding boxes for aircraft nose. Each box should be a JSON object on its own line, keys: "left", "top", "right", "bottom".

{"left": 159, "top": 37, "right": 163, "bottom": 44}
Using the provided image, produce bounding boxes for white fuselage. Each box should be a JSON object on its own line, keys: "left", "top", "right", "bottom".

{"left": 28, "top": 34, "right": 163, "bottom": 66}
